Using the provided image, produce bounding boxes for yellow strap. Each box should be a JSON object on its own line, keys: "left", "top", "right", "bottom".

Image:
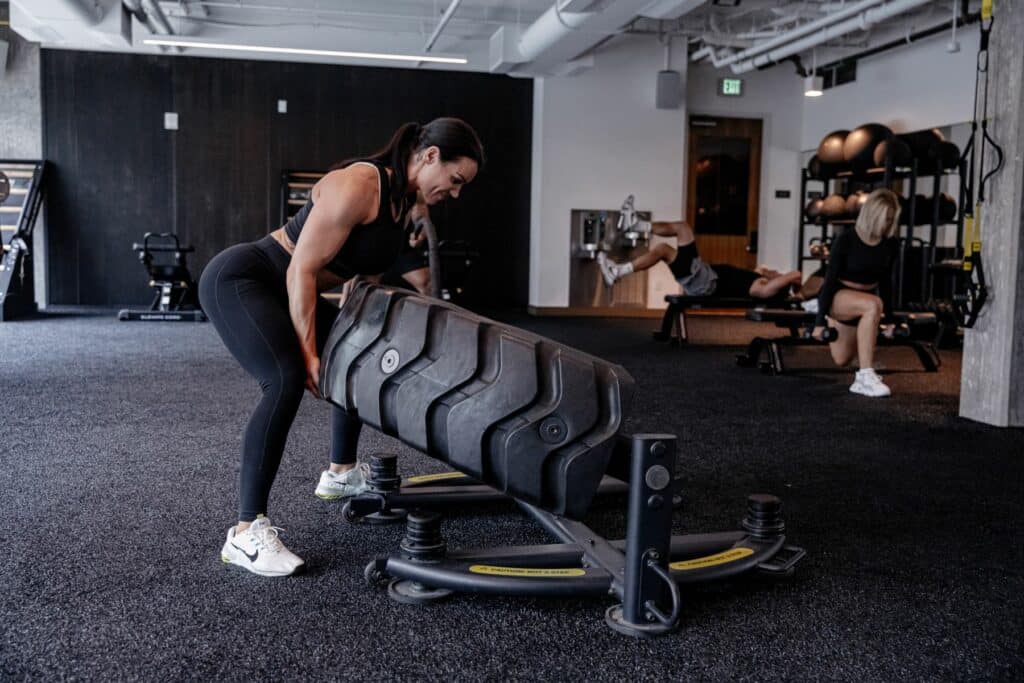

{"left": 982, "top": 0, "right": 993, "bottom": 21}
{"left": 963, "top": 216, "right": 974, "bottom": 259}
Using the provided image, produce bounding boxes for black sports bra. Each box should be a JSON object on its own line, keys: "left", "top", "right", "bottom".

{"left": 283, "top": 161, "right": 409, "bottom": 278}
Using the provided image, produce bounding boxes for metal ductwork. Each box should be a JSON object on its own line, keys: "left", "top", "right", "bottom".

{"left": 491, "top": 0, "right": 682, "bottom": 75}
{"left": 729, "top": 0, "right": 936, "bottom": 74}
{"left": 123, "top": 0, "right": 175, "bottom": 36}
{"left": 693, "top": 0, "right": 887, "bottom": 70}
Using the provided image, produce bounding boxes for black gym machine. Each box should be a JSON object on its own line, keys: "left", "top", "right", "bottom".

{"left": 0, "top": 160, "right": 46, "bottom": 322}
{"left": 117, "top": 232, "right": 206, "bottom": 322}
{"left": 320, "top": 283, "right": 804, "bottom": 637}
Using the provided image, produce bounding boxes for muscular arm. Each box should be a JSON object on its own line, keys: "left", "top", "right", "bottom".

{"left": 408, "top": 194, "right": 431, "bottom": 247}
{"left": 879, "top": 238, "right": 898, "bottom": 320}
{"left": 287, "top": 166, "right": 377, "bottom": 395}
{"left": 816, "top": 231, "right": 848, "bottom": 327}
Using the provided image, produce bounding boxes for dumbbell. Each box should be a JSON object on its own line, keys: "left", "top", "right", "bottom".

{"left": 883, "top": 322, "right": 911, "bottom": 339}
{"left": 802, "top": 326, "right": 838, "bottom": 342}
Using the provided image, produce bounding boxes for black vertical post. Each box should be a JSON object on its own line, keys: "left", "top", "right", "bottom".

{"left": 928, "top": 172, "right": 942, "bottom": 302}
{"left": 607, "top": 434, "right": 677, "bottom": 636}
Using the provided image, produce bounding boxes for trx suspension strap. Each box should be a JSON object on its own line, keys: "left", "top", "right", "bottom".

{"left": 957, "top": 0, "right": 1003, "bottom": 328}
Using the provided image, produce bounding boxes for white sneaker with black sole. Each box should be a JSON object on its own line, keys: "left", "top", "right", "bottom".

{"left": 221, "top": 516, "right": 304, "bottom": 577}
{"left": 315, "top": 462, "right": 370, "bottom": 500}
{"left": 849, "top": 368, "right": 891, "bottom": 398}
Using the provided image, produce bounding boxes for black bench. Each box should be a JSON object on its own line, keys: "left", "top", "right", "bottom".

{"left": 320, "top": 283, "right": 804, "bottom": 637}
{"left": 737, "top": 308, "right": 942, "bottom": 375}
{"left": 655, "top": 294, "right": 795, "bottom": 345}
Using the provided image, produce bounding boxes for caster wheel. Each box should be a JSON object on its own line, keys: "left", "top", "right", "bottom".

{"left": 736, "top": 354, "right": 754, "bottom": 368}
{"left": 387, "top": 578, "right": 452, "bottom": 605}
{"left": 364, "top": 560, "right": 390, "bottom": 588}
{"left": 341, "top": 501, "right": 363, "bottom": 524}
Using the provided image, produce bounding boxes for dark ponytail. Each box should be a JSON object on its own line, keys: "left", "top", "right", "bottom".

{"left": 333, "top": 118, "right": 485, "bottom": 209}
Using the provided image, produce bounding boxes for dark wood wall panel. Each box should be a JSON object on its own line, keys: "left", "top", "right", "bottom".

{"left": 42, "top": 51, "right": 533, "bottom": 308}
{"left": 42, "top": 51, "right": 174, "bottom": 305}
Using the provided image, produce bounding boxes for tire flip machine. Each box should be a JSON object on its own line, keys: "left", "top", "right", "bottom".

{"left": 320, "top": 283, "right": 804, "bottom": 637}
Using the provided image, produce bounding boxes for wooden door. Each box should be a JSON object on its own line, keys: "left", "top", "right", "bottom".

{"left": 686, "top": 116, "right": 762, "bottom": 269}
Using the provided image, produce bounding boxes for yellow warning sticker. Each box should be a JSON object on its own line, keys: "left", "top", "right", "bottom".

{"left": 669, "top": 547, "right": 755, "bottom": 571}
{"left": 468, "top": 565, "right": 587, "bottom": 578}
{"left": 406, "top": 471, "right": 470, "bottom": 484}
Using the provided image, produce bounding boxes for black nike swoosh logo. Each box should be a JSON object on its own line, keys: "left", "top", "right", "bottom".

{"left": 231, "top": 543, "right": 259, "bottom": 562}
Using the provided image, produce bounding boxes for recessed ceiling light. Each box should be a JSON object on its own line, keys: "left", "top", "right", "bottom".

{"left": 142, "top": 39, "right": 468, "bottom": 65}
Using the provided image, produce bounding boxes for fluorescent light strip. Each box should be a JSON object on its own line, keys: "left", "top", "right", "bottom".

{"left": 143, "top": 39, "right": 468, "bottom": 64}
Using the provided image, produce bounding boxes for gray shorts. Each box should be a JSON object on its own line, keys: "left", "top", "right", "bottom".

{"left": 676, "top": 256, "right": 718, "bottom": 296}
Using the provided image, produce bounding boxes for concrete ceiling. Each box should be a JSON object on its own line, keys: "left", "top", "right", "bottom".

{"left": 8, "top": 1, "right": 967, "bottom": 77}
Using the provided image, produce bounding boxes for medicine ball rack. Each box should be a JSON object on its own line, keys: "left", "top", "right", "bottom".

{"left": 798, "top": 139, "right": 966, "bottom": 312}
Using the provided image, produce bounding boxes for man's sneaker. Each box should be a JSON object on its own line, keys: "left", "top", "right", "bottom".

{"left": 596, "top": 251, "right": 617, "bottom": 287}
{"left": 221, "top": 516, "right": 304, "bottom": 577}
{"left": 315, "top": 463, "right": 370, "bottom": 500}
{"left": 849, "top": 368, "right": 891, "bottom": 397}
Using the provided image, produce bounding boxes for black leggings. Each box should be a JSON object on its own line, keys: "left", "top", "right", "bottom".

{"left": 198, "top": 235, "right": 361, "bottom": 522}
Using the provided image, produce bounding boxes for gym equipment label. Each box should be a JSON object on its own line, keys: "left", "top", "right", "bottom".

{"left": 406, "top": 472, "right": 468, "bottom": 484}
{"left": 468, "top": 565, "right": 586, "bottom": 578}
{"left": 669, "top": 547, "right": 755, "bottom": 571}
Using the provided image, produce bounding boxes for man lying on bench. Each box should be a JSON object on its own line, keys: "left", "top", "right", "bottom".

{"left": 597, "top": 212, "right": 802, "bottom": 302}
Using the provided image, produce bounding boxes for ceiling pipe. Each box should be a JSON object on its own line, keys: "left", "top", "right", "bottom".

{"left": 518, "top": 2, "right": 594, "bottom": 61}
{"left": 731, "top": 0, "right": 935, "bottom": 74}
{"left": 123, "top": 0, "right": 175, "bottom": 37}
{"left": 424, "top": 0, "right": 464, "bottom": 52}
{"left": 693, "top": 0, "right": 886, "bottom": 69}
{"left": 140, "top": 0, "right": 174, "bottom": 36}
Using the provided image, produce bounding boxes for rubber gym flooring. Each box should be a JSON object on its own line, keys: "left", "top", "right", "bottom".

{"left": 2, "top": 310, "right": 1021, "bottom": 680}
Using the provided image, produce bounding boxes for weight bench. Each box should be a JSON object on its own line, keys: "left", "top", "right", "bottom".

{"left": 736, "top": 308, "right": 941, "bottom": 376}
{"left": 321, "top": 283, "right": 804, "bottom": 637}
{"left": 655, "top": 294, "right": 796, "bottom": 345}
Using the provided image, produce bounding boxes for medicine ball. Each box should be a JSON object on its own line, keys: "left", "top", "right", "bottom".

{"left": 921, "top": 141, "right": 961, "bottom": 174}
{"left": 817, "top": 130, "right": 849, "bottom": 164}
{"left": 843, "top": 123, "right": 892, "bottom": 169}
{"left": 899, "top": 129, "right": 946, "bottom": 160}
{"left": 845, "top": 192, "right": 868, "bottom": 216}
{"left": 937, "top": 192, "right": 958, "bottom": 222}
{"left": 873, "top": 138, "right": 913, "bottom": 167}
{"left": 808, "top": 154, "right": 844, "bottom": 180}
{"left": 821, "top": 194, "right": 847, "bottom": 218}
{"left": 805, "top": 198, "right": 825, "bottom": 219}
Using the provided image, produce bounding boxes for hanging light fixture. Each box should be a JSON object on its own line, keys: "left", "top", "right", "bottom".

{"left": 804, "top": 48, "right": 823, "bottom": 97}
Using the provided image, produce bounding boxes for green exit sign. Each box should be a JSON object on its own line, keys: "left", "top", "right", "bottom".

{"left": 719, "top": 78, "right": 743, "bottom": 97}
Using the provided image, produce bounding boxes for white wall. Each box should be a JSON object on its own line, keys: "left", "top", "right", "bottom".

{"left": 529, "top": 36, "right": 687, "bottom": 308}
{"left": 801, "top": 29, "right": 980, "bottom": 149}
{"left": 687, "top": 63, "right": 805, "bottom": 271}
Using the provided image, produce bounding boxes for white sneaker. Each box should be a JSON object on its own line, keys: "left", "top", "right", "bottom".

{"left": 596, "top": 251, "right": 617, "bottom": 287}
{"left": 221, "top": 516, "right": 304, "bottom": 577}
{"left": 315, "top": 463, "right": 370, "bottom": 500}
{"left": 849, "top": 368, "right": 891, "bottom": 397}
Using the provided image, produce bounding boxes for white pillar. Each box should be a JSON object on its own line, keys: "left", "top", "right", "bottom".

{"left": 959, "top": 1, "right": 1024, "bottom": 426}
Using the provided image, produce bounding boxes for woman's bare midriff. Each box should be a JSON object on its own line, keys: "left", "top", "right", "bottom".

{"left": 838, "top": 279, "right": 878, "bottom": 292}
{"left": 270, "top": 227, "right": 347, "bottom": 292}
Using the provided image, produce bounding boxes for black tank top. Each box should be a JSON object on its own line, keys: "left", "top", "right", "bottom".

{"left": 283, "top": 161, "right": 409, "bottom": 278}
